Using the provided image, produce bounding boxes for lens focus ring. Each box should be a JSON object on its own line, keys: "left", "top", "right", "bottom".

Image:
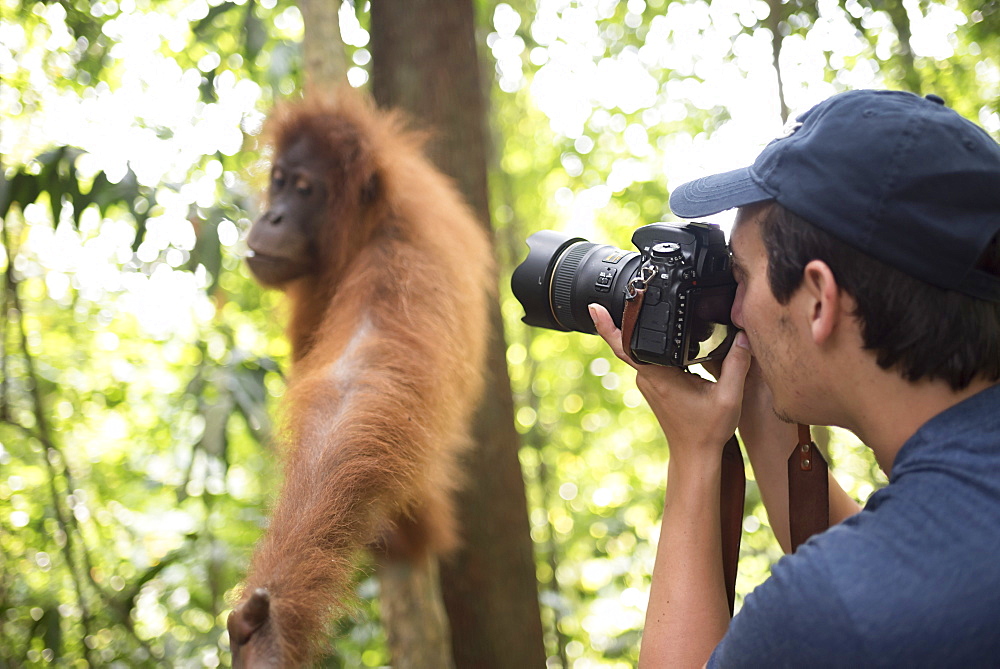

{"left": 551, "top": 242, "right": 592, "bottom": 330}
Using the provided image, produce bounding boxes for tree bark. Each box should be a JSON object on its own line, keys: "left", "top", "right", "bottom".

{"left": 370, "top": 2, "right": 546, "bottom": 668}
{"left": 296, "top": 0, "right": 349, "bottom": 97}
{"left": 378, "top": 554, "right": 455, "bottom": 669}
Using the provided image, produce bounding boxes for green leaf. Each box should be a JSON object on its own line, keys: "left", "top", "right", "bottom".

{"left": 88, "top": 168, "right": 141, "bottom": 218}
{"left": 0, "top": 170, "right": 41, "bottom": 218}
{"left": 201, "top": 400, "right": 232, "bottom": 460}
{"left": 230, "top": 362, "right": 273, "bottom": 441}
{"left": 244, "top": 1, "right": 267, "bottom": 63}
{"left": 187, "top": 214, "right": 223, "bottom": 292}
{"left": 85, "top": 165, "right": 157, "bottom": 247}
{"left": 31, "top": 148, "right": 61, "bottom": 223}
{"left": 42, "top": 607, "right": 62, "bottom": 658}
{"left": 199, "top": 68, "right": 219, "bottom": 103}
{"left": 192, "top": 1, "right": 241, "bottom": 38}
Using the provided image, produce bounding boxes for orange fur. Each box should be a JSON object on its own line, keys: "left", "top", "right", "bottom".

{"left": 232, "top": 91, "right": 493, "bottom": 666}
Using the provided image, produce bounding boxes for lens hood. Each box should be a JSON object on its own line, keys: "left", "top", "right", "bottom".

{"left": 511, "top": 230, "right": 584, "bottom": 331}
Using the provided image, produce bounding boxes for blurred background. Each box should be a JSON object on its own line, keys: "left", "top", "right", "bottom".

{"left": 1, "top": 0, "right": 996, "bottom": 666}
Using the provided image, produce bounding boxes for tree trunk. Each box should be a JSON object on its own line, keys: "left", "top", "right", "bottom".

{"left": 370, "top": 2, "right": 546, "bottom": 668}
{"left": 297, "top": 0, "right": 349, "bottom": 96}
{"left": 378, "top": 554, "right": 455, "bottom": 669}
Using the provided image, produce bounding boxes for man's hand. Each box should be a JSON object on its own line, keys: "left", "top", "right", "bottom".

{"left": 589, "top": 303, "right": 752, "bottom": 468}
{"left": 590, "top": 303, "right": 753, "bottom": 666}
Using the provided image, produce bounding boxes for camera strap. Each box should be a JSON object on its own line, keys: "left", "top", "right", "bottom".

{"left": 719, "top": 428, "right": 829, "bottom": 616}
{"left": 788, "top": 424, "right": 829, "bottom": 552}
{"left": 621, "top": 285, "right": 647, "bottom": 366}
{"left": 719, "top": 435, "right": 745, "bottom": 616}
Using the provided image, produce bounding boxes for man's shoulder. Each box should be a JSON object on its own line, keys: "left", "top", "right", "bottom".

{"left": 711, "top": 386, "right": 1000, "bottom": 667}
{"left": 711, "top": 489, "right": 1000, "bottom": 667}
{"left": 894, "top": 381, "right": 1000, "bottom": 472}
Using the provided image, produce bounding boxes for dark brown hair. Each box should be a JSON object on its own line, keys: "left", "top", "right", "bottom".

{"left": 756, "top": 202, "right": 1000, "bottom": 390}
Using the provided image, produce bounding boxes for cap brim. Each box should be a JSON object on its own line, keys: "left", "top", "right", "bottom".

{"left": 669, "top": 167, "right": 774, "bottom": 218}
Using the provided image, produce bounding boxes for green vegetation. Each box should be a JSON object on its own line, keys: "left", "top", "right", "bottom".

{"left": 1, "top": 0, "right": 997, "bottom": 666}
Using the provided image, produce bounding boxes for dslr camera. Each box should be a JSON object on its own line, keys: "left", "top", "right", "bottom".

{"left": 511, "top": 221, "right": 737, "bottom": 367}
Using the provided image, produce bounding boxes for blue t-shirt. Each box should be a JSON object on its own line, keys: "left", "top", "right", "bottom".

{"left": 709, "top": 383, "right": 1000, "bottom": 668}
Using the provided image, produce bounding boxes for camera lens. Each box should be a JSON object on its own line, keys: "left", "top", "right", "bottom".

{"left": 511, "top": 231, "right": 640, "bottom": 334}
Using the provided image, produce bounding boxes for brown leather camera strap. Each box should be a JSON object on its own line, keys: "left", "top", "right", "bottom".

{"left": 621, "top": 286, "right": 646, "bottom": 366}
{"left": 718, "top": 429, "right": 829, "bottom": 616}
{"left": 719, "top": 435, "right": 745, "bottom": 616}
{"left": 787, "top": 424, "right": 829, "bottom": 551}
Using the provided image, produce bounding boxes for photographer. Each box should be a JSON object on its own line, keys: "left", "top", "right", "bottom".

{"left": 590, "top": 90, "right": 1000, "bottom": 667}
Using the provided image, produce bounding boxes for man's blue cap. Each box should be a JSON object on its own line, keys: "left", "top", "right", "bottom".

{"left": 669, "top": 89, "right": 1000, "bottom": 301}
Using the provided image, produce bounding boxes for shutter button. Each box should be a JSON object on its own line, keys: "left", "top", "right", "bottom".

{"left": 925, "top": 93, "right": 945, "bottom": 105}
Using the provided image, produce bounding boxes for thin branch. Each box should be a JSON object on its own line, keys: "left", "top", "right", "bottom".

{"left": 1, "top": 249, "right": 8, "bottom": 423}
{"left": 1, "top": 157, "right": 7, "bottom": 421}
{"left": 2, "top": 217, "right": 99, "bottom": 666}
{"left": 883, "top": 1, "right": 922, "bottom": 94}
{"left": 766, "top": 0, "right": 789, "bottom": 124}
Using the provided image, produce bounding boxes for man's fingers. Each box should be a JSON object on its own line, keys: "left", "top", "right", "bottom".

{"left": 588, "top": 303, "right": 635, "bottom": 367}
{"left": 715, "top": 331, "right": 752, "bottom": 408}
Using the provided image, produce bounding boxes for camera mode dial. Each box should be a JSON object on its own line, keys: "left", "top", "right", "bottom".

{"left": 650, "top": 242, "right": 683, "bottom": 266}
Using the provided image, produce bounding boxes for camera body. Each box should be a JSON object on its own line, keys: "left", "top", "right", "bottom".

{"left": 627, "top": 222, "right": 736, "bottom": 365}
{"left": 511, "top": 221, "right": 736, "bottom": 367}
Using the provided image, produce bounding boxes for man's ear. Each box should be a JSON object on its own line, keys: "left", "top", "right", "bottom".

{"left": 801, "top": 259, "right": 844, "bottom": 345}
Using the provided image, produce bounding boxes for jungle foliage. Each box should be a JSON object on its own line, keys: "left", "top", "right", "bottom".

{"left": 1, "top": 0, "right": 997, "bottom": 666}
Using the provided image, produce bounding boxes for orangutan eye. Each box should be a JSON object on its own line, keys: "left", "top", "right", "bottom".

{"left": 295, "top": 177, "right": 312, "bottom": 196}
